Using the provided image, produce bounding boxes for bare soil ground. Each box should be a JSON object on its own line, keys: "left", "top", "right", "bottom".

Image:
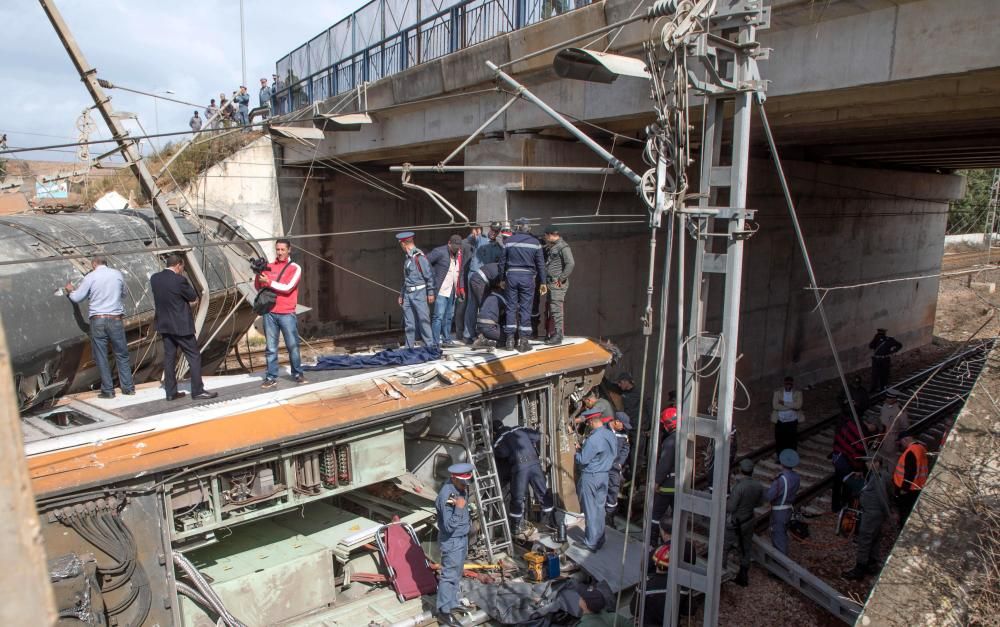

{"left": 706, "top": 269, "right": 1000, "bottom": 626}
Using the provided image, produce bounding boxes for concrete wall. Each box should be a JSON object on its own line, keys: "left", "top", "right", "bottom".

{"left": 187, "top": 136, "right": 283, "bottom": 259}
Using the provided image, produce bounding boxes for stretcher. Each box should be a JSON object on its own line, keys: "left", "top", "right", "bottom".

{"left": 374, "top": 517, "right": 438, "bottom": 602}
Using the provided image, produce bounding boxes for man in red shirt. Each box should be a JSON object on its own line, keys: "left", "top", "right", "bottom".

{"left": 255, "top": 239, "right": 305, "bottom": 388}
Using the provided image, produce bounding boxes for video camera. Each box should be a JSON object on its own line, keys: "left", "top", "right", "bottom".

{"left": 249, "top": 257, "right": 270, "bottom": 274}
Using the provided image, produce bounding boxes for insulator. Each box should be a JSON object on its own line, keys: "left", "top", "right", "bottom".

{"left": 648, "top": 0, "right": 679, "bottom": 18}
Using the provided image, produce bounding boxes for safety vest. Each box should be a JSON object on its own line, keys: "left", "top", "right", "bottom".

{"left": 893, "top": 443, "right": 929, "bottom": 491}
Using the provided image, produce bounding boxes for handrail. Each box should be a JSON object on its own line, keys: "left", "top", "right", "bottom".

{"left": 271, "top": 0, "right": 595, "bottom": 115}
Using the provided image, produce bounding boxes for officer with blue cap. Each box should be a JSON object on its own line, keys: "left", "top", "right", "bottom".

{"left": 766, "top": 449, "right": 801, "bottom": 555}
{"left": 605, "top": 411, "right": 632, "bottom": 523}
{"left": 436, "top": 462, "right": 474, "bottom": 626}
{"left": 500, "top": 217, "right": 546, "bottom": 352}
{"left": 396, "top": 232, "right": 436, "bottom": 348}
{"left": 575, "top": 408, "right": 618, "bottom": 551}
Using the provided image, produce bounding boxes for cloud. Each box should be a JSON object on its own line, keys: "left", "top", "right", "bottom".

{"left": 1, "top": 0, "right": 355, "bottom": 161}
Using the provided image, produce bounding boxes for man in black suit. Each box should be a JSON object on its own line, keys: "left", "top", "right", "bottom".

{"left": 150, "top": 254, "right": 218, "bottom": 401}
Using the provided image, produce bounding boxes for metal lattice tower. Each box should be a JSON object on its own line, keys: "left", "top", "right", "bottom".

{"left": 665, "top": 2, "right": 769, "bottom": 625}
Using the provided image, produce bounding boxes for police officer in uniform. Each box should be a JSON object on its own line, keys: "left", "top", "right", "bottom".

{"left": 396, "top": 232, "right": 436, "bottom": 348}
{"left": 869, "top": 328, "right": 903, "bottom": 391}
{"left": 493, "top": 424, "right": 555, "bottom": 533}
{"left": 766, "top": 449, "right": 801, "bottom": 555}
{"left": 501, "top": 218, "right": 546, "bottom": 352}
{"left": 575, "top": 409, "right": 618, "bottom": 551}
{"left": 725, "top": 458, "right": 764, "bottom": 587}
{"left": 436, "top": 463, "right": 474, "bottom": 626}
{"left": 842, "top": 456, "right": 892, "bottom": 581}
{"left": 542, "top": 225, "right": 575, "bottom": 345}
{"left": 605, "top": 411, "right": 631, "bottom": 524}
{"left": 473, "top": 291, "right": 507, "bottom": 348}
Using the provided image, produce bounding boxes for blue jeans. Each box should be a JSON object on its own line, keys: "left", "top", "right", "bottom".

{"left": 90, "top": 316, "right": 134, "bottom": 395}
{"left": 431, "top": 294, "right": 456, "bottom": 344}
{"left": 264, "top": 312, "right": 302, "bottom": 380}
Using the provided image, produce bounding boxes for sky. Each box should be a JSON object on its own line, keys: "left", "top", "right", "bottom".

{"left": 0, "top": 0, "right": 360, "bottom": 162}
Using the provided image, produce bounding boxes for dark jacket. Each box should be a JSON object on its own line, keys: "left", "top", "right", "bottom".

{"left": 493, "top": 426, "right": 542, "bottom": 467}
{"left": 478, "top": 292, "right": 506, "bottom": 325}
{"left": 426, "top": 244, "right": 465, "bottom": 297}
{"left": 869, "top": 334, "right": 902, "bottom": 358}
{"left": 544, "top": 238, "right": 575, "bottom": 284}
{"left": 150, "top": 269, "right": 198, "bottom": 336}
{"left": 501, "top": 232, "right": 546, "bottom": 286}
{"left": 473, "top": 262, "right": 502, "bottom": 288}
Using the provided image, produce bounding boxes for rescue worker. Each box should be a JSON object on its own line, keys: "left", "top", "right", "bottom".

{"left": 878, "top": 388, "right": 910, "bottom": 462}
{"left": 725, "top": 458, "right": 764, "bottom": 587}
{"left": 501, "top": 217, "right": 546, "bottom": 352}
{"left": 458, "top": 224, "right": 488, "bottom": 343}
{"left": 605, "top": 411, "right": 632, "bottom": 524}
{"left": 831, "top": 412, "right": 867, "bottom": 513}
{"left": 542, "top": 225, "right": 575, "bottom": 345}
{"left": 478, "top": 222, "right": 505, "bottom": 266}
{"left": 468, "top": 261, "right": 502, "bottom": 327}
{"left": 893, "top": 435, "right": 929, "bottom": 527}
{"left": 651, "top": 408, "right": 678, "bottom": 523}
{"left": 396, "top": 232, "right": 436, "bottom": 348}
{"left": 614, "top": 372, "right": 642, "bottom": 426}
{"left": 838, "top": 375, "right": 870, "bottom": 416}
{"left": 473, "top": 291, "right": 506, "bottom": 348}
{"left": 771, "top": 376, "right": 804, "bottom": 456}
{"left": 575, "top": 409, "right": 618, "bottom": 551}
{"left": 766, "top": 449, "right": 800, "bottom": 555}
{"left": 869, "top": 328, "right": 903, "bottom": 391}
{"left": 436, "top": 462, "right": 474, "bottom": 626}
{"left": 493, "top": 424, "right": 555, "bottom": 532}
{"left": 575, "top": 389, "right": 616, "bottom": 428}
{"left": 842, "top": 456, "right": 892, "bottom": 581}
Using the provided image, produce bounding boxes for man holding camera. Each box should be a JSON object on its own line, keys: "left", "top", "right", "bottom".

{"left": 255, "top": 239, "right": 305, "bottom": 388}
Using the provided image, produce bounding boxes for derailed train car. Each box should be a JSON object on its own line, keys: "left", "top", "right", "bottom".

{"left": 0, "top": 209, "right": 262, "bottom": 411}
{"left": 25, "top": 338, "right": 612, "bottom": 626}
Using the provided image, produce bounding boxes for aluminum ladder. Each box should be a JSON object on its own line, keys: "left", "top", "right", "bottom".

{"left": 458, "top": 406, "right": 513, "bottom": 560}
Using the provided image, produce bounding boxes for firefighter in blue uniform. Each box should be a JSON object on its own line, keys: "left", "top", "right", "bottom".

{"left": 605, "top": 411, "right": 632, "bottom": 525}
{"left": 468, "top": 261, "right": 502, "bottom": 314}
{"left": 493, "top": 423, "right": 555, "bottom": 532}
{"left": 435, "top": 462, "right": 474, "bottom": 627}
{"left": 575, "top": 408, "right": 618, "bottom": 551}
{"left": 396, "top": 232, "right": 436, "bottom": 348}
{"left": 500, "top": 217, "right": 546, "bottom": 352}
{"left": 473, "top": 291, "right": 507, "bottom": 348}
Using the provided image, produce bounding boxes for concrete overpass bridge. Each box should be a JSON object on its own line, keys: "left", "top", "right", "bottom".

{"left": 266, "top": 0, "right": 999, "bottom": 387}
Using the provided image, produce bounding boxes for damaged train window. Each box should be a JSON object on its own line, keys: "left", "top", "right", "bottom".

{"left": 42, "top": 410, "right": 97, "bottom": 429}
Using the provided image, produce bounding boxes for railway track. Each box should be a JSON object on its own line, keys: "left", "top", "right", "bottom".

{"left": 941, "top": 249, "right": 998, "bottom": 271}
{"left": 745, "top": 339, "right": 993, "bottom": 518}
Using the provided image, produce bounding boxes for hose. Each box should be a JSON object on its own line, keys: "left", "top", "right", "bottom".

{"left": 176, "top": 580, "right": 235, "bottom": 624}
{"left": 172, "top": 551, "right": 247, "bottom": 627}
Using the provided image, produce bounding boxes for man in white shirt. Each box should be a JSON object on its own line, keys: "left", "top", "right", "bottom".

{"left": 427, "top": 235, "right": 465, "bottom": 347}
{"left": 771, "top": 376, "right": 803, "bottom": 458}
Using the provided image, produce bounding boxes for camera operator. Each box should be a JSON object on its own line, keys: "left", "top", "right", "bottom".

{"left": 255, "top": 239, "right": 305, "bottom": 388}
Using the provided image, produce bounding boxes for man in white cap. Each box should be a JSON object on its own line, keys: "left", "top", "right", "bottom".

{"left": 878, "top": 389, "right": 909, "bottom": 461}
{"left": 766, "top": 449, "right": 800, "bottom": 555}
{"left": 436, "top": 462, "right": 474, "bottom": 626}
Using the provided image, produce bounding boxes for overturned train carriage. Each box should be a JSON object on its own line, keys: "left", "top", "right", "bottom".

{"left": 27, "top": 339, "right": 612, "bottom": 626}
{"left": 0, "top": 209, "right": 262, "bottom": 411}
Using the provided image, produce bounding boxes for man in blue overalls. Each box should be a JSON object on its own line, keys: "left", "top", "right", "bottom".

{"left": 605, "top": 411, "right": 632, "bottom": 525}
{"left": 436, "top": 462, "right": 474, "bottom": 627}
{"left": 494, "top": 423, "right": 555, "bottom": 533}
{"left": 396, "top": 232, "right": 436, "bottom": 348}
{"left": 500, "top": 217, "right": 546, "bottom": 352}
{"left": 575, "top": 409, "right": 618, "bottom": 551}
{"left": 473, "top": 291, "right": 506, "bottom": 348}
{"left": 767, "top": 449, "right": 801, "bottom": 555}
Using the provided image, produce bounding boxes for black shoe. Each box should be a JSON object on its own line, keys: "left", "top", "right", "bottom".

{"left": 841, "top": 566, "right": 866, "bottom": 581}
{"left": 261, "top": 378, "right": 278, "bottom": 389}
{"left": 544, "top": 334, "right": 563, "bottom": 346}
{"left": 293, "top": 374, "right": 307, "bottom": 384}
{"left": 864, "top": 561, "right": 882, "bottom": 574}
{"left": 472, "top": 334, "right": 491, "bottom": 349}
{"left": 517, "top": 338, "right": 532, "bottom": 353}
{"left": 734, "top": 566, "right": 749, "bottom": 587}
{"left": 605, "top": 512, "right": 616, "bottom": 529}
{"left": 98, "top": 391, "right": 115, "bottom": 399}
{"left": 121, "top": 389, "right": 136, "bottom": 396}
{"left": 504, "top": 337, "right": 515, "bottom": 350}
{"left": 191, "top": 391, "right": 218, "bottom": 400}
{"left": 166, "top": 392, "right": 187, "bottom": 401}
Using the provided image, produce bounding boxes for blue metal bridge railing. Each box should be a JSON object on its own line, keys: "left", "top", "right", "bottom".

{"left": 272, "top": 0, "right": 594, "bottom": 115}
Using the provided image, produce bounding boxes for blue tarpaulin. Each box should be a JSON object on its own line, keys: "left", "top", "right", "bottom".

{"left": 303, "top": 346, "right": 442, "bottom": 371}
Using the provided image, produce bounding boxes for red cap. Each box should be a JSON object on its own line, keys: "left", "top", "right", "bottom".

{"left": 660, "top": 407, "right": 677, "bottom": 430}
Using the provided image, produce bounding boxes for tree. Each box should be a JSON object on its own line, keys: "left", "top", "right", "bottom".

{"left": 948, "top": 169, "right": 995, "bottom": 234}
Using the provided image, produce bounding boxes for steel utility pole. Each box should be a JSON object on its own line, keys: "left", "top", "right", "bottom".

{"left": 38, "top": 0, "right": 212, "bottom": 337}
